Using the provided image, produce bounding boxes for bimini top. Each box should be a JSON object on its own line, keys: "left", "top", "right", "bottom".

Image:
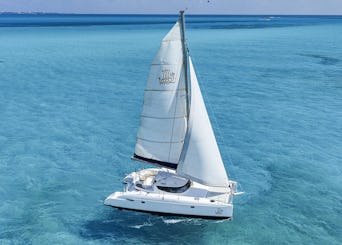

{"left": 154, "top": 171, "right": 189, "bottom": 188}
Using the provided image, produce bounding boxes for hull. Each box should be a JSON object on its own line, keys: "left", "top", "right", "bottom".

{"left": 104, "top": 191, "right": 233, "bottom": 219}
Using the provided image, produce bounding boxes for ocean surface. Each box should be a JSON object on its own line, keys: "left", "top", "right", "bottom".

{"left": 0, "top": 14, "right": 342, "bottom": 244}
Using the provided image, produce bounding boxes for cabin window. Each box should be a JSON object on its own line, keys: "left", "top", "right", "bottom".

{"left": 157, "top": 180, "right": 191, "bottom": 193}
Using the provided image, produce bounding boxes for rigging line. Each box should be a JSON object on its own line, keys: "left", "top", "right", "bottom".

{"left": 189, "top": 54, "right": 239, "bottom": 182}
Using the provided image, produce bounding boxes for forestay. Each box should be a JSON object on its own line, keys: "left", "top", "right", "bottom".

{"left": 177, "top": 57, "right": 229, "bottom": 187}
{"left": 134, "top": 21, "right": 187, "bottom": 168}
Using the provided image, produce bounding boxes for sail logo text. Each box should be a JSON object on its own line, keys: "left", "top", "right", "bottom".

{"left": 159, "top": 69, "right": 175, "bottom": 85}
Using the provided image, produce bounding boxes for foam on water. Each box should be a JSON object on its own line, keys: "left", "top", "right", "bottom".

{"left": 129, "top": 219, "right": 154, "bottom": 229}
{"left": 162, "top": 218, "right": 190, "bottom": 224}
{"left": 0, "top": 15, "right": 342, "bottom": 244}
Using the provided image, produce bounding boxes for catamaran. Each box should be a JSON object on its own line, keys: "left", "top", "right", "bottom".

{"left": 104, "top": 11, "right": 239, "bottom": 219}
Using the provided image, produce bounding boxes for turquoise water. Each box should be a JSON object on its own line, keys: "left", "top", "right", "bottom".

{"left": 0, "top": 15, "right": 342, "bottom": 244}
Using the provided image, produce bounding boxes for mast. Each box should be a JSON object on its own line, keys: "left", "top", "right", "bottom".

{"left": 179, "top": 11, "right": 190, "bottom": 118}
{"left": 176, "top": 11, "right": 191, "bottom": 168}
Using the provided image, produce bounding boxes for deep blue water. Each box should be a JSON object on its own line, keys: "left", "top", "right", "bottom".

{"left": 0, "top": 14, "right": 342, "bottom": 244}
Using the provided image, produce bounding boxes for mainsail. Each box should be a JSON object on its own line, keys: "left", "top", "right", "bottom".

{"left": 133, "top": 21, "right": 188, "bottom": 168}
{"left": 176, "top": 58, "right": 229, "bottom": 187}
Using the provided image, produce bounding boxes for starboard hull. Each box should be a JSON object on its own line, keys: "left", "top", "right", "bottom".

{"left": 104, "top": 191, "right": 233, "bottom": 219}
{"left": 109, "top": 206, "right": 231, "bottom": 220}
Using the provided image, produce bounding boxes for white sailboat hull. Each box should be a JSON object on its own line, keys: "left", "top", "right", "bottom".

{"left": 104, "top": 191, "right": 233, "bottom": 219}
{"left": 104, "top": 168, "right": 236, "bottom": 219}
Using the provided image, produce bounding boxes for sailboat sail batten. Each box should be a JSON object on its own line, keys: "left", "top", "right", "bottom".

{"left": 141, "top": 115, "right": 186, "bottom": 119}
{"left": 137, "top": 137, "right": 184, "bottom": 144}
{"left": 177, "top": 57, "right": 229, "bottom": 187}
{"left": 134, "top": 21, "right": 187, "bottom": 167}
{"left": 144, "top": 89, "right": 186, "bottom": 91}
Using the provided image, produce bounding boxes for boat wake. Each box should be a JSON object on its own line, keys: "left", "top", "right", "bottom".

{"left": 129, "top": 216, "right": 206, "bottom": 228}
{"left": 162, "top": 218, "right": 190, "bottom": 224}
{"left": 161, "top": 217, "right": 209, "bottom": 225}
{"left": 129, "top": 221, "right": 154, "bottom": 229}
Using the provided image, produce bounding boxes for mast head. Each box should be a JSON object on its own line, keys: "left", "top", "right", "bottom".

{"left": 179, "top": 10, "right": 185, "bottom": 20}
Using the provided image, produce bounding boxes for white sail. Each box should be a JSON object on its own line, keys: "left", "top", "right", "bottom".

{"left": 177, "top": 57, "right": 229, "bottom": 187}
{"left": 134, "top": 21, "right": 187, "bottom": 168}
